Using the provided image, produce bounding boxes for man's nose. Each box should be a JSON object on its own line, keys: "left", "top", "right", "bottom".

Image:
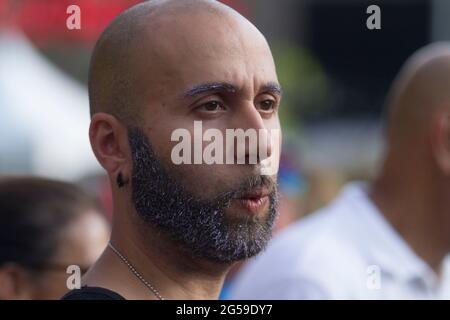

{"left": 232, "top": 103, "right": 273, "bottom": 164}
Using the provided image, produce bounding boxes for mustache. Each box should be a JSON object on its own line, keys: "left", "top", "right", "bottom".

{"left": 233, "top": 174, "right": 276, "bottom": 197}
{"left": 211, "top": 174, "right": 277, "bottom": 206}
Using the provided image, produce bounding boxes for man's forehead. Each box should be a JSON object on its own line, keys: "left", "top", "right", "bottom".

{"left": 127, "top": 4, "right": 277, "bottom": 102}
{"left": 138, "top": 40, "right": 277, "bottom": 101}
{"left": 155, "top": 65, "right": 279, "bottom": 102}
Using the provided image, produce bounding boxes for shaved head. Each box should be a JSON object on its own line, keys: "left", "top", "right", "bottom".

{"left": 386, "top": 43, "right": 450, "bottom": 142}
{"left": 89, "top": 0, "right": 263, "bottom": 125}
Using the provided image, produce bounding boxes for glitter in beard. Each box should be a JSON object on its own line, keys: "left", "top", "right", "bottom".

{"left": 128, "top": 127, "right": 279, "bottom": 263}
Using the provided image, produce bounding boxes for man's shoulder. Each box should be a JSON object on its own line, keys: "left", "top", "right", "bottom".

{"left": 228, "top": 196, "right": 370, "bottom": 299}
{"left": 265, "top": 208, "right": 364, "bottom": 272}
{"left": 61, "top": 286, "right": 126, "bottom": 300}
{"left": 270, "top": 196, "right": 358, "bottom": 258}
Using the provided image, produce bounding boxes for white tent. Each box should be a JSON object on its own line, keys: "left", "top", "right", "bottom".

{"left": 0, "top": 29, "right": 101, "bottom": 180}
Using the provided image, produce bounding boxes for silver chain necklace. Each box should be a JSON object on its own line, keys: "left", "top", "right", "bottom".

{"left": 108, "top": 242, "right": 165, "bottom": 300}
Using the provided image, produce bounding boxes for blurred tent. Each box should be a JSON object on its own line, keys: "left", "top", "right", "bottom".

{"left": 0, "top": 29, "right": 101, "bottom": 180}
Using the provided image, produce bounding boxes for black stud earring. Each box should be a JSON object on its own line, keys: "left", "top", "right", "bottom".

{"left": 117, "top": 172, "right": 125, "bottom": 188}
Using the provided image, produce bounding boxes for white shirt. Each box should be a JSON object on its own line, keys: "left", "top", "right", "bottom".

{"left": 229, "top": 183, "right": 450, "bottom": 299}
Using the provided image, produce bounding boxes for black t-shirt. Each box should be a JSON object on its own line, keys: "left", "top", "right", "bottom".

{"left": 61, "top": 286, "right": 126, "bottom": 300}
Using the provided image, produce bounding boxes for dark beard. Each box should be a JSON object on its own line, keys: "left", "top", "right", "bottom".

{"left": 128, "top": 127, "right": 279, "bottom": 263}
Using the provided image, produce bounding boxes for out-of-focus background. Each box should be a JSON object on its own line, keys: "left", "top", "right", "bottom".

{"left": 2, "top": 0, "right": 449, "bottom": 224}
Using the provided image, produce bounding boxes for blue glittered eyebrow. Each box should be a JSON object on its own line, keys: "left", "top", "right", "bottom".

{"left": 261, "top": 82, "right": 283, "bottom": 97}
{"left": 184, "top": 82, "right": 237, "bottom": 98}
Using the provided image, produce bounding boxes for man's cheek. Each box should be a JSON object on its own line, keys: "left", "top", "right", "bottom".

{"left": 170, "top": 164, "right": 229, "bottom": 197}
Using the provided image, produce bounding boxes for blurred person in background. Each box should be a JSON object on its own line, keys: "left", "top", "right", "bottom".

{"left": 230, "top": 42, "right": 450, "bottom": 299}
{"left": 0, "top": 177, "right": 110, "bottom": 300}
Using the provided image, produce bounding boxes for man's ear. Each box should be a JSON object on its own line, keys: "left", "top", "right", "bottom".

{"left": 89, "top": 113, "right": 131, "bottom": 179}
{"left": 431, "top": 111, "right": 450, "bottom": 175}
{"left": 0, "top": 263, "right": 34, "bottom": 300}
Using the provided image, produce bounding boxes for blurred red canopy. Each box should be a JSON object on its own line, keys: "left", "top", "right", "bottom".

{"left": 0, "top": 0, "right": 249, "bottom": 46}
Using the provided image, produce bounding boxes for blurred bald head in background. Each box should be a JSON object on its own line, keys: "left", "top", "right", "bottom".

{"left": 372, "top": 43, "right": 450, "bottom": 273}
{"left": 386, "top": 43, "right": 450, "bottom": 147}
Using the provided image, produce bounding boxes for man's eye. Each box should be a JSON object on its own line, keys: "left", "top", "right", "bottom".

{"left": 197, "top": 101, "right": 225, "bottom": 112}
{"left": 258, "top": 99, "right": 276, "bottom": 112}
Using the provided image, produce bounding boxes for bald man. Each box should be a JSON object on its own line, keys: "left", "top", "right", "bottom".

{"left": 230, "top": 43, "right": 450, "bottom": 300}
{"left": 62, "top": 0, "right": 282, "bottom": 300}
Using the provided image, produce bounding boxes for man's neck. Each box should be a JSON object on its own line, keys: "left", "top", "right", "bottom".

{"left": 83, "top": 210, "right": 231, "bottom": 300}
{"left": 370, "top": 172, "right": 450, "bottom": 275}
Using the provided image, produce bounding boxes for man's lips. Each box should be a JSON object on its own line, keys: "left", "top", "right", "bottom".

{"left": 238, "top": 188, "right": 270, "bottom": 199}
{"left": 234, "top": 188, "right": 270, "bottom": 214}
